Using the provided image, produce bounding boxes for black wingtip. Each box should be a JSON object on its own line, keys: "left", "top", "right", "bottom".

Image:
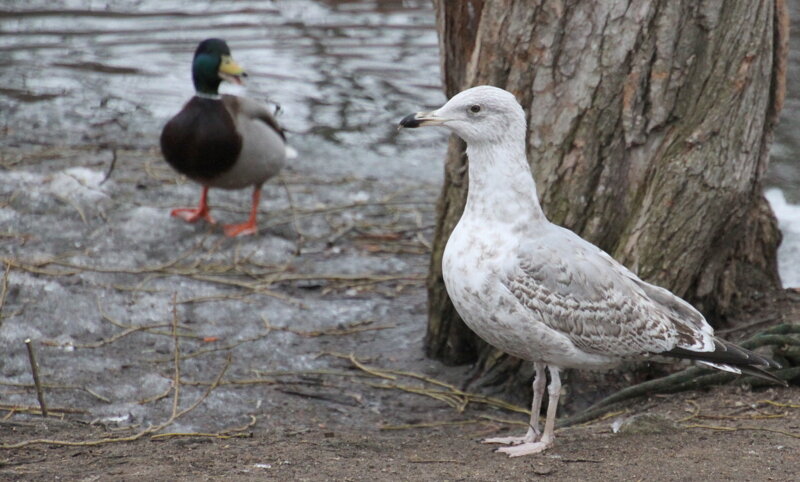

{"left": 399, "top": 113, "right": 421, "bottom": 128}
{"left": 738, "top": 365, "right": 788, "bottom": 387}
{"left": 664, "top": 338, "right": 786, "bottom": 386}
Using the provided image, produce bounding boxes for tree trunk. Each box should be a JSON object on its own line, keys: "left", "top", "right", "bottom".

{"left": 425, "top": 0, "right": 789, "bottom": 395}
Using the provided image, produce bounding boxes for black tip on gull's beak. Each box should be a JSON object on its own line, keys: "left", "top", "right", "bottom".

{"left": 399, "top": 111, "right": 445, "bottom": 130}
{"left": 399, "top": 113, "right": 422, "bottom": 129}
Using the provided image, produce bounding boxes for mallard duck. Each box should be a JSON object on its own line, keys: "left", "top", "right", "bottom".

{"left": 160, "top": 38, "right": 286, "bottom": 237}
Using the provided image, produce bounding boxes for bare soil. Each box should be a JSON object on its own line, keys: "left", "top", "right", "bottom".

{"left": 3, "top": 386, "right": 799, "bottom": 481}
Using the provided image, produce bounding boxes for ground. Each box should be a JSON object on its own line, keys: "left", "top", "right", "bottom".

{"left": 3, "top": 387, "right": 799, "bottom": 481}
{"left": 1, "top": 146, "right": 799, "bottom": 481}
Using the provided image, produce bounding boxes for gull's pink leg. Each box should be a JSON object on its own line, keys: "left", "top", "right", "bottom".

{"left": 497, "top": 366, "right": 560, "bottom": 457}
{"left": 483, "top": 361, "right": 546, "bottom": 445}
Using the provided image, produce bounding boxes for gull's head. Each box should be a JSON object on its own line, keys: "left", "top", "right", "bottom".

{"left": 399, "top": 86, "right": 526, "bottom": 145}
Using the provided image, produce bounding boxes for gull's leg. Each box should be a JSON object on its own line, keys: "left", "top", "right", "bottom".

{"left": 528, "top": 361, "right": 547, "bottom": 438}
{"left": 171, "top": 186, "right": 216, "bottom": 224}
{"left": 497, "top": 365, "right": 560, "bottom": 457}
{"left": 483, "top": 361, "right": 546, "bottom": 445}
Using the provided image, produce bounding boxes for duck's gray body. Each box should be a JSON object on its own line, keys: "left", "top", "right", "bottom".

{"left": 160, "top": 94, "right": 286, "bottom": 190}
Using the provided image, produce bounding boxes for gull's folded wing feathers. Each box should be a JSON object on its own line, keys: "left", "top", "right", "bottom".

{"left": 623, "top": 276, "right": 715, "bottom": 351}
{"left": 503, "top": 226, "right": 714, "bottom": 357}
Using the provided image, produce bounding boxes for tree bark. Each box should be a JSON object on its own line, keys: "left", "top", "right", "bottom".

{"left": 425, "top": 0, "right": 789, "bottom": 387}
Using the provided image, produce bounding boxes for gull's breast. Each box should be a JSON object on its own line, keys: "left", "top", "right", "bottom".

{"left": 443, "top": 220, "right": 540, "bottom": 360}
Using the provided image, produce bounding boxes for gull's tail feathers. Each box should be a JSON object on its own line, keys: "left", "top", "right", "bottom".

{"left": 664, "top": 338, "right": 786, "bottom": 386}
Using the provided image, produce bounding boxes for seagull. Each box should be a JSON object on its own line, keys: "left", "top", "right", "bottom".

{"left": 399, "top": 85, "right": 783, "bottom": 457}
{"left": 160, "top": 38, "right": 287, "bottom": 237}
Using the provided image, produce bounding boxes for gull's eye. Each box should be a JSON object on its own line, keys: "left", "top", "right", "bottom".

{"left": 469, "top": 104, "right": 481, "bottom": 114}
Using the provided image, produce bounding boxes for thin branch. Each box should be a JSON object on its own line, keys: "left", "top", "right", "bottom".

{"left": 24, "top": 339, "right": 47, "bottom": 417}
{"left": 100, "top": 148, "right": 117, "bottom": 185}
{"left": 74, "top": 323, "right": 171, "bottom": 349}
{"left": 0, "top": 262, "right": 10, "bottom": 324}
{"left": 170, "top": 294, "right": 181, "bottom": 419}
{"left": 277, "top": 176, "right": 306, "bottom": 254}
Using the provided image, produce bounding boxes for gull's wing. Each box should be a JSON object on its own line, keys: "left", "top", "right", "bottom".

{"left": 502, "top": 225, "right": 715, "bottom": 358}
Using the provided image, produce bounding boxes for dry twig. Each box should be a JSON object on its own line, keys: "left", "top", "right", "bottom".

{"left": 0, "top": 262, "right": 10, "bottom": 324}
{"left": 24, "top": 339, "right": 47, "bottom": 418}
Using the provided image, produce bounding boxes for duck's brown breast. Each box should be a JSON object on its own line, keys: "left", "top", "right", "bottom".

{"left": 160, "top": 97, "right": 242, "bottom": 182}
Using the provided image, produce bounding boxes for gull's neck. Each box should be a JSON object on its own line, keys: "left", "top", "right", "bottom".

{"left": 463, "top": 137, "right": 546, "bottom": 226}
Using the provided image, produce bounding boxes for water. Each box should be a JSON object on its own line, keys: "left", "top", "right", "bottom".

{"left": 1, "top": 0, "right": 799, "bottom": 285}
{"left": 0, "top": 0, "right": 448, "bottom": 182}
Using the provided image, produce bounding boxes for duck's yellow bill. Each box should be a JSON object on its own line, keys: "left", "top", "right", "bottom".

{"left": 219, "top": 55, "right": 247, "bottom": 85}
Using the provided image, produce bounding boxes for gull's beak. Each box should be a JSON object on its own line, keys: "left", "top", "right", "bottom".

{"left": 219, "top": 54, "right": 248, "bottom": 85}
{"left": 398, "top": 110, "right": 446, "bottom": 129}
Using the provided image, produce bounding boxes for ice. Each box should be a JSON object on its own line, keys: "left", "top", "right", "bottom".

{"left": 765, "top": 188, "right": 800, "bottom": 287}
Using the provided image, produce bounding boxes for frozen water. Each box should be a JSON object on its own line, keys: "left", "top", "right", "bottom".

{"left": 766, "top": 188, "right": 800, "bottom": 287}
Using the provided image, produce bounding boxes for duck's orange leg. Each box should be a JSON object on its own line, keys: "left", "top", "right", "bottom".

{"left": 171, "top": 186, "right": 216, "bottom": 224}
{"left": 223, "top": 187, "right": 261, "bottom": 237}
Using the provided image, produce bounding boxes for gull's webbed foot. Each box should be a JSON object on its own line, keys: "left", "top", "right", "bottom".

{"left": 482, "top": 427, "right": 539, "bottom": 445}
{"left": 496, "top": 438, "right": 553, "bottom": 457}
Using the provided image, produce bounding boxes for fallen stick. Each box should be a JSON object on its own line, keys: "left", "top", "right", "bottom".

{"left": 24, "top": 339, "right": 47, "bottom": 418}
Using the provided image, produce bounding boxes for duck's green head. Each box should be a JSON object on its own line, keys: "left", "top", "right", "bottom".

{"left": 192, "top": 38, "right": 247, "bottom": 95}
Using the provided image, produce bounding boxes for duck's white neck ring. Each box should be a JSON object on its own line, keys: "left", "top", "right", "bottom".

{"left": 195, "top": 92, "right": 222, "bottom": 100}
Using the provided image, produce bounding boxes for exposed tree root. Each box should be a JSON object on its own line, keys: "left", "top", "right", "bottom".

{"left": 558, "top": 324, "right": 800, "bottom": 428}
